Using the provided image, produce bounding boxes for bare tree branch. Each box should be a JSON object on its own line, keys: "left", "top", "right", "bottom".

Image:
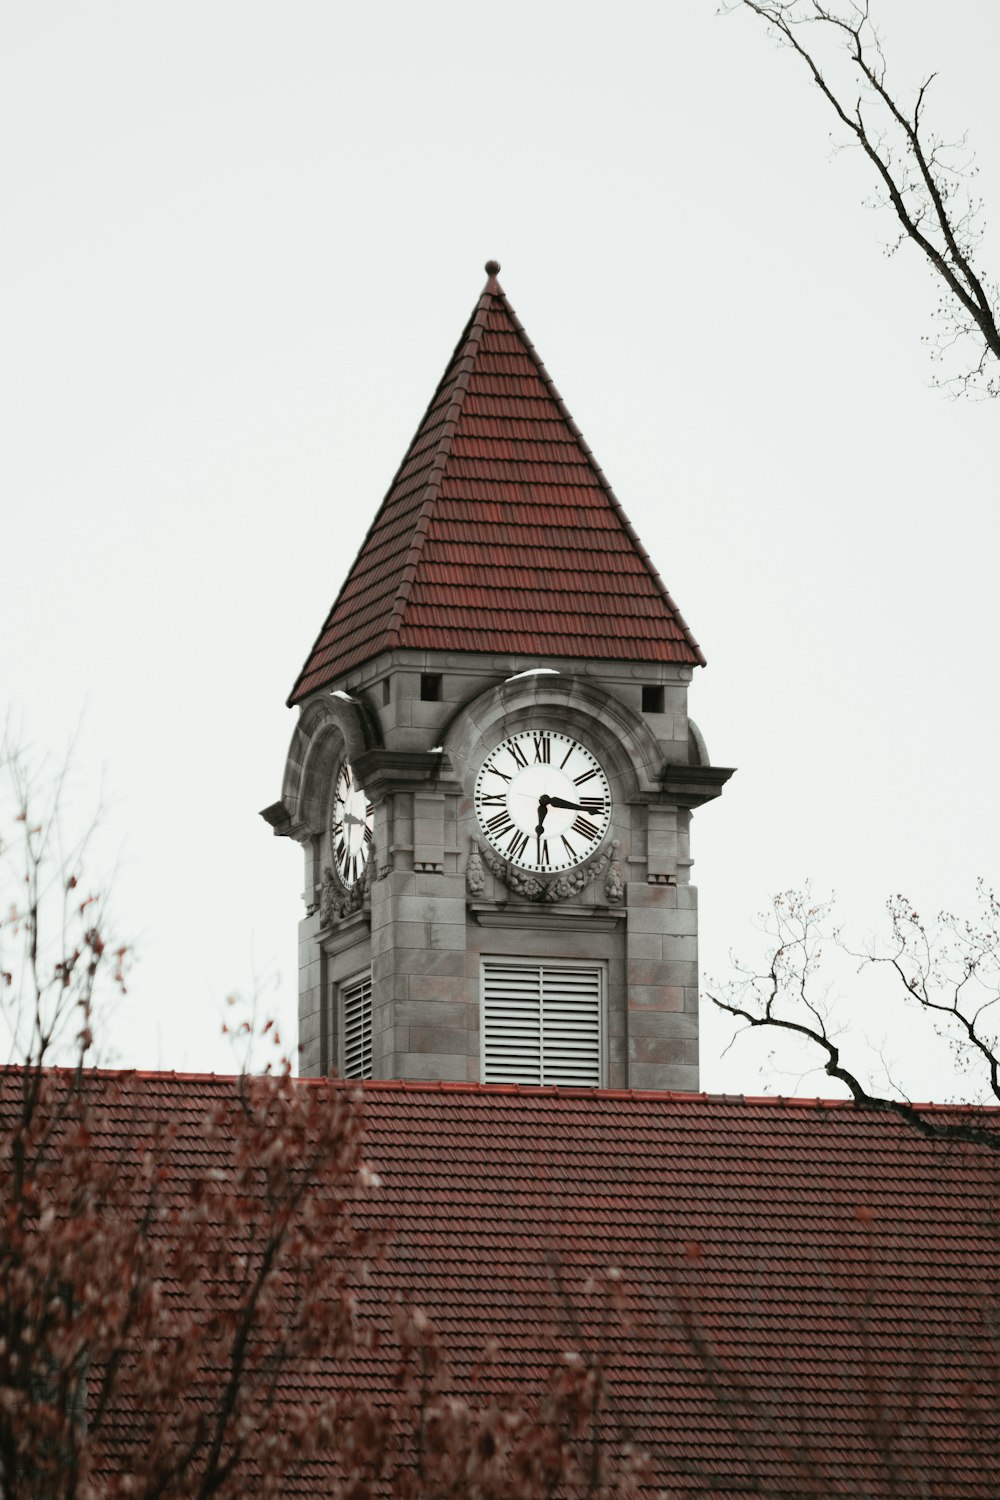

{"left": 729, "top": 1, "right": 1000, "bottom": 395}
{"left": 708, "top": 885, "right": 1000, "bottom": 1151}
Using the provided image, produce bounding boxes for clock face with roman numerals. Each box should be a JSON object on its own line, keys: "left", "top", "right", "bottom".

{"left": 331, "top": 761, "right": 374, "bottom": 890}
{"left": 474, "top": 731, "right": 612, "bottom": 874}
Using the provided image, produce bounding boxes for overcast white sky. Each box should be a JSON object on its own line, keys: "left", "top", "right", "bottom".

{"left": 3, "top": 1, "right": 998, "bottom": 1098}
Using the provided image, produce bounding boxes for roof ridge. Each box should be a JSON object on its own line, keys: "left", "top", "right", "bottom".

{"left": 7, "top": 1067, "right": 999, "bottom": 1115}
{"left": 326, "top": 1078, "right": 1000, "bottom": 1114}
{"left": 384, "top": 283, "right": 494, "bottom": 648}
{"left": 493, "top": 286, "right": 707, "bottom": 669}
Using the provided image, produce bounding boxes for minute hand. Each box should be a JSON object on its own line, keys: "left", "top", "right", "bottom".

{"left": 545, "top": 796, "right": 596, "bottom": 813}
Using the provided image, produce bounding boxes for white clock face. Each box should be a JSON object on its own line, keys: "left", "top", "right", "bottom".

{"left": 331, "top": 762, "right": 374, "bottom": 890}
{"left": 474, "top": 731, "right": 612, "bottom": 873}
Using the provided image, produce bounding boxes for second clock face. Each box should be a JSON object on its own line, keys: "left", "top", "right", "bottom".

{"left": 331, "top": 762, "right": 374, "bottom": 890}
{"left": 474, "top": 731, "right": 612, "bottom": 874}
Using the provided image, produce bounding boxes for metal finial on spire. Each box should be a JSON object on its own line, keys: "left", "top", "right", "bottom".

{"left": 484, "top": 259, "right": 500, "bottom": 277}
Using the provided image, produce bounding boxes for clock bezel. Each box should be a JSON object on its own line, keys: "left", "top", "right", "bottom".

{"left": 330, "top": 759, "right": 374, "bottom": 892}
{"left": 473, "top": 729, "right": 613, "bottom": 875}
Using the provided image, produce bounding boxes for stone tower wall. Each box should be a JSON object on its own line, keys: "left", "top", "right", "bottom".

{"left": 280, "top": 648, "right": 730, "bottom": 1088}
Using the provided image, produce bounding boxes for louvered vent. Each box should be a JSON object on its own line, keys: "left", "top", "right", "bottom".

{"left": 482, "top": 962, "right": 602, "bottom": 1087}
{"left": 342, "top": 973, "right": 373, "bottom": 1080}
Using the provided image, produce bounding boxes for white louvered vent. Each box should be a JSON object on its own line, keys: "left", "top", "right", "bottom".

{"left": 482, "top": 961, "right": 602, "bottom": 1087}
{"left": 342, "top": 972, "right": 373, "bottom": 1080}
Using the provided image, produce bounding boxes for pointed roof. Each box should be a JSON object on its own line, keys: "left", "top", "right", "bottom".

{"left": 289, "top": 263, "right": 705, "bottom": 705}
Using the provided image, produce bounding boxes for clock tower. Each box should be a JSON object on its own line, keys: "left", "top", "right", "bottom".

{"left": 263, "top": 262, "right": 733, "bottom": 1090}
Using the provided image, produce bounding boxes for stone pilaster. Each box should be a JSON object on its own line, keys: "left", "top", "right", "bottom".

{"left": 356, "top": 749, "right": 469, "bottom": 1080}
{"left": 625, "top": 881, "right": 700, "bottom": 1091}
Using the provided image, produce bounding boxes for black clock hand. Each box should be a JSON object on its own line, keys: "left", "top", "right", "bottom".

{"left": 535, "top": 799, "right": 553, "bottom": 863}
{"left": 536, "top": 798, "right": 549, "bottom": 864}
{"left": 545, "top": 796, "right": 595, "bottom": 814}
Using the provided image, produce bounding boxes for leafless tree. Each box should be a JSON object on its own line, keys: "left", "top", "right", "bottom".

{"left": 707, "top": 882, "right": 1000, "bottom": 1149}
{"left": 729, "top": 1, "right": 1000, "bottom": 396}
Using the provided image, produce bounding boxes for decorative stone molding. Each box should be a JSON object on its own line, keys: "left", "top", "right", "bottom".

{"left": 279, "top": 692, "right": 384, "bottom": 837}
{"left": 316, "top": 869, "right": 332, "bottom": 922}
{"left": 604, "top": 840, "right": 624, "bottom": 904}
{"left": 443, "top": 672, "right": 667, "bottom": 800}
{"left": 465, "top": 839, "right": 486, "bottom": 897}
{"left": 469, "top": 903, "right": 625, "bottom": 932}
{"left": 319, "top": 866, "right": 361, "bottom": 926}
{"left": 476, "top": 843, "right": 610, "bottom": 904}
{"left": 317, "top": 838, "right": 376, "bottom": 926}
{"left": 319, "top": 906, "right": 371, "bottom": 957}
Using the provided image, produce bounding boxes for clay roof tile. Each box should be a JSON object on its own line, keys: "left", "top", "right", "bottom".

{"left": 288, "top": 263, "right": 703, "bottom": 704}
{"left": 22, "top": 1071, "right": 1000, "bottom": 1495}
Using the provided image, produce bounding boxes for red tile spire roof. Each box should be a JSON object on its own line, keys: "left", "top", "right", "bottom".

{"left": 288, "top": 262, "right": 705, "bottom": 705}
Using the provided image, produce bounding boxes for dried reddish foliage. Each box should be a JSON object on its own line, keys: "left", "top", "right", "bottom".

{"left": 0, "top": 739, "right": 644, "bottom": 1499}
{"left": 0, "top": 1064, "right": 362, "bottom": 1497}
{"left": 0, "top": 1063, "right": 646, "bottom": 1500}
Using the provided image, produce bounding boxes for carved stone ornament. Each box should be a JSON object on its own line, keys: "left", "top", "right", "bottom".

{"left": 475, "top": 842, "right": 610, "bottom": 904}
{"left": 466, "top": 839, "right": 486, "bottom": 898}
{"left": 318, "top": 841, "right": 375, "bottom": 927}
{"left": 604, "top": 840, "right": 624, "bottom": 904}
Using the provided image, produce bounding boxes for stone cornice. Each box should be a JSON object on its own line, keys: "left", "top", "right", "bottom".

{"left": 658, "top": 764, "right": 735, "bottom": 807}
{"left": 352, "top": 748, "right": 459, "bottom": 800}
{"left": 259, "top": 800, "right": 311, "bottom": 843}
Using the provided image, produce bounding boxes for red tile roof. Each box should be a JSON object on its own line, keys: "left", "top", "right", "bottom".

{"left": 46, "top": 1073, "right": 1000, "bottom": 1495}
{"left": 289, "top": 265, "right": 704, "bottom": 704}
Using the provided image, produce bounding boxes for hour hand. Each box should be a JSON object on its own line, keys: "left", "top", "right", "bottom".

{"left": 546, "top": 796, "right": 592, "bottom": 813}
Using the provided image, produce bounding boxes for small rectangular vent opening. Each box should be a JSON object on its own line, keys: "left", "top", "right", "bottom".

{"left": 642, "top": 685, "right": 665, "bottom": 714}
{"left": 341, "top": 972, "right": 373, "bottom": 1080}
{"left": 420, "top": 673, "right": 442, "bottom": 702}
{"left": 482, "top": 961, "right": 602, "bottom": 1088}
